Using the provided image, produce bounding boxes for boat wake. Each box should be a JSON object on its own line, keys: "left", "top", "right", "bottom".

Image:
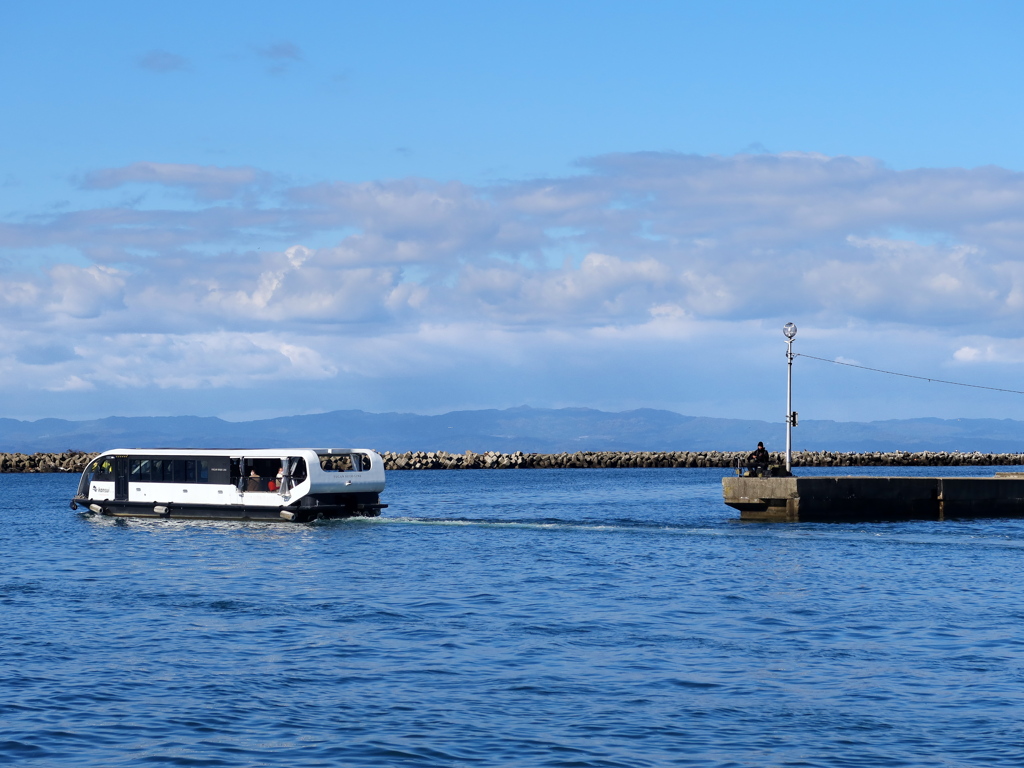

{"left": 313, "top": 514, "right": 722, "bottom": 534}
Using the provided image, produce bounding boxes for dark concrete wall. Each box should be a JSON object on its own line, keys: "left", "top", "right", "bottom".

{"left": 723, "top": 475, "right": 1024, "bottom": 522}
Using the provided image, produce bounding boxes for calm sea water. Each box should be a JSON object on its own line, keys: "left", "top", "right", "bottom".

{"left": 3, "top": 467, "right": 1024, "bottom": 767}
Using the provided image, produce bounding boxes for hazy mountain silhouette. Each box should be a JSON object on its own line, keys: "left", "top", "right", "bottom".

{"left": 3, "top": 407, "right": 1024, "bottom": 454}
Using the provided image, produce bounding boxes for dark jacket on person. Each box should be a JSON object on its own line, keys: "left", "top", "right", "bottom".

{"left": 748, "top": 447, "right": 770, "bottom": 465}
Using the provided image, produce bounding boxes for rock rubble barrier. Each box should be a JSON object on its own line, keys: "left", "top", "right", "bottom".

{"left": 4, "top": 450, "right": 1024, "bottom": 473}
{"left": 377, "top": 450, "right": 1024, "bottom": 470}
{"left": 0, "top": 451, "right": 96, "bottom": 473}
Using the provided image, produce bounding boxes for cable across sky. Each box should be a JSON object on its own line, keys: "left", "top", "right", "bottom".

{"left": 795, "top": 353, "right": 1024, "bottom": 396}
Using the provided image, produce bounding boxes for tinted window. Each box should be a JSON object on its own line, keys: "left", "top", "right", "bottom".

{"left": 124, "top": 456, "right": 227, "bottom": 483}
{"left": 208, "top": 458, "right": 230, "bottom": 484}
{"left": 89, "top": 458, "right": 114, "bottom": 482}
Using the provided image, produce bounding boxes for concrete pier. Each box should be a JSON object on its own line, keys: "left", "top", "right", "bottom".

{"left": 722, "top": 474, "right": 1024, "bottom": 522}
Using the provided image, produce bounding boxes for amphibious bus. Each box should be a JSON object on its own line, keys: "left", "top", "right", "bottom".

{"left": 70, "top": 448, "right": 387, "bottom": 522}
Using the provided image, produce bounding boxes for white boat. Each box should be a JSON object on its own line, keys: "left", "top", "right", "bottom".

{"left": 70, "top": 448, "right": 386, "bottom": 522}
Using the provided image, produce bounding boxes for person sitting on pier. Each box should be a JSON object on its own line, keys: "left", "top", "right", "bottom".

{"left": 747, "top": 442, "right": 770, "bottom": 476}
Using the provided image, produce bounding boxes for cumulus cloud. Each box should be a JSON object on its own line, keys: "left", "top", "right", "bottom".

{"left": 952, "top": 339, "right": 1024, "bottom": 364}
{"left": 8, "top": 150, "right": 1024, "bottom": 419}
{"left": 45, "top": 264, "right": 126, "bottom": 319}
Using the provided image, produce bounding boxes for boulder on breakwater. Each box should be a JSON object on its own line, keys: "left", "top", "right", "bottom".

{"left": 0, "top": 451, "right": 95, "bottom": 473}
{"left": 5, "top": 449, "right": 1024, "bottom": 473}
{"left": 377, "top": 449, "right": 1024, "bottom": 470}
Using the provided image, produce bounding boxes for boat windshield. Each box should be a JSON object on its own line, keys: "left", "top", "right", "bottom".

{"left": 77, "top": 457, "right": 114, "bottom": 497}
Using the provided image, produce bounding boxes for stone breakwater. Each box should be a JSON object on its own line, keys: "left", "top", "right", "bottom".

{"left": 378, "top": 450, "right": 1024, "bottom": 470}
{"left": 5, "top": 450, "right": 1024, "bottom": 473}
{"left": 0, "top": 451, "right": 95, "bottom": 473}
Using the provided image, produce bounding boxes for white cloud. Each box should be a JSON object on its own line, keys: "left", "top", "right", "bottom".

{"left": 952, "top": 340, "right": 1024, "bottom": 365}
{"left": 0, "top": 280, "right": 41, "bottom": 313}
{"left": 81, "top": 162, "right": 269, "bottom": 200}
{"left": 47, "top": 375, "right": 95, "bottom": 392}
{"left": 45, "top": 264, "right": 126, "bottom": 319}
{"left": 7, "top": 150, "right": 1024, "bottom": 420}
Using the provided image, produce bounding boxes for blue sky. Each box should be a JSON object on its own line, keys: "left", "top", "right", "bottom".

{"left": 4, "top": 1, "right": 1024, "bottom": 424}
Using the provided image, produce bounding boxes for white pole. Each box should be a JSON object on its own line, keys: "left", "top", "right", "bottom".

{"left": 786, "top": 337, "right": 793, "bottom": 473}
{"left": 782, "top": 322, "right": 797, "bottom": 474}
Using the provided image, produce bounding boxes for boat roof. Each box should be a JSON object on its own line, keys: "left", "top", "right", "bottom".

{"left": 93, "top": 448, "right": 376, "bottom": 458}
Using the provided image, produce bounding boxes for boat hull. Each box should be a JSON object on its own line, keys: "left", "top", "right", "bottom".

{"left": 72, "top": 498, "right": 386, "bottom": 523}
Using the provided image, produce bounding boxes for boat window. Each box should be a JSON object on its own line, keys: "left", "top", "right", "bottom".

{"left": 125, "top": 457, "right": 213, "bottom": 483}
{"left": 206, "top": 458, "right": 230, "bottom": 484}
{"left": 118, "top": 455, "right": 253, "bottom": 484}
{"left": 317, "top": 453, "right": 373, "bottom": 471}
{"left": 78, "top": 458, "right": 108, "bottom": 496}
{"left": 319, "top": 454, "right": 354, "bottom": 471}
{"left": 77, "top": 467, "right": 91, "bottom": 497}
{"left": 83, "top": 457, "right": 114, "bottom": 485}
{"left": 96, "top": 458, "right": 115, "bottom": 481}
{"left": 239, "top": 458, "right": 285, "bottom": 492}
{"left": 290, "top": 458, "right": 307, "bottom": 482}
{"left": 171, "top": 459, "right": 189, "bottom": 483}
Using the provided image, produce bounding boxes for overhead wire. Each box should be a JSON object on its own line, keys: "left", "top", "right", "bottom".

{"left": 794, "top": 353, "right": 1024, "bottom": 396}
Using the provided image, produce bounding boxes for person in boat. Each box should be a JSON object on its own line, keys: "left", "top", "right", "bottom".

{"left": 747, "top": 442, "right": 770, "bottom": 476}
{"left": 247, "top": 469, "right": 260, "bottom": 492}
{"left": 268, "top": 465, "right": 284, "bottom": 492}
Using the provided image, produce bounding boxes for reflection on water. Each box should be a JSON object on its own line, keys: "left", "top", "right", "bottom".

{"left": 3, "top": 467, "right": 1024, "bottom": 767}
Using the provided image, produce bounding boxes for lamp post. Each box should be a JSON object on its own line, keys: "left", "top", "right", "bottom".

{"left": 783, "top": 323, "right": 797, "bottom": 473}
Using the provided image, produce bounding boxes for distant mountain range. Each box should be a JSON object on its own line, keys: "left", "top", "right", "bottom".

{"left": 3, "top": 406, "right": 1024, "bottom": 454}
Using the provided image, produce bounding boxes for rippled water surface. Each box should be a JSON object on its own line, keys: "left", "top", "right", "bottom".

{"left": 3, "top": 467, "right": 1024, "bottom": 767}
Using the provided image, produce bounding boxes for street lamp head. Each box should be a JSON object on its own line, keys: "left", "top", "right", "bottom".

{"left": 783, "top": 322, "right": 798, "bottom": 340}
